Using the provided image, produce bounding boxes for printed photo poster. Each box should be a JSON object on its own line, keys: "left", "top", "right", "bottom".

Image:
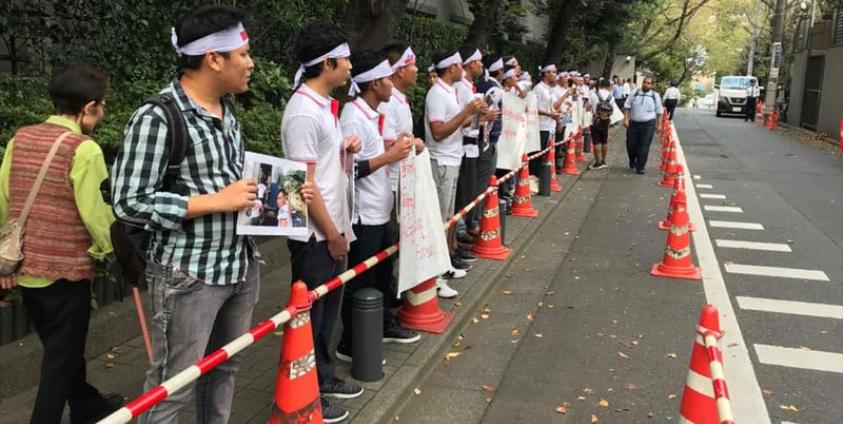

{"left": 524, "top": 93, "right": 541, "bottom": 153}
{"left": 237, "top": 152, "right": 309, "bottom": 237}
{"left": 496, "top": 92, "right": 528, "bottom": 171}
{"left": 397, "top": 148, "right": 451, "bottom": 294}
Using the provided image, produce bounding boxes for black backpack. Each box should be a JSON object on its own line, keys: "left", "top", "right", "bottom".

{"left": 594, "top": 92, "right": 614, "bottom": 128}
{"left": 110, "top": 94, "right": 188, "bottom": 287}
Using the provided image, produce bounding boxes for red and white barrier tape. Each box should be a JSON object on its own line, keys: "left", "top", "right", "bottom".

{"left": 700, "top": 328, "right": 735, "bottom": 424}
{"left": 98, "top": 135, "right": 573, "bottom": 424}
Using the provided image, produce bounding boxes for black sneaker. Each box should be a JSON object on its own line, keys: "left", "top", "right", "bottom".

{"left": 320, "top": 377, "right": 364, "bottom": 399}
{"left": 383, "top": 326, "right": 421, "bottom": 344}
{"left": 457, "top": 232, "right": 476, "bottom": 245}
{"left": 451, "top": 256, "right": 473, "bottom": 271}
{"left": 635, "top": 168, "right": 646, "bottom": 175}
{"left": 457, "top": 249, "right": 478, "bottom": 263}
{"left": 70, "top": 392, "right": 123, "bottom": 423}
{"left": 321, "top": 398, "right": 350, "bottom": 423}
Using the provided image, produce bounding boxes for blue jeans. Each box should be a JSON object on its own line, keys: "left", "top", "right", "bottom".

{"left": 139, "top": 260, "right": 260, "bottom": 424}
{"left": 625, "top": 120, "right": 657, "bottom": 171}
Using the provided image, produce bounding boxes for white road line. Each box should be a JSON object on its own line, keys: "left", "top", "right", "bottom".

{"left": 754, "top": 344, "right": 843, "bottom": 373}
{"left": 724, "top": 263, "right": 830, "bottom": 281}
{"left": 709, "top": 220, "right": 765, "bottom": 230}
{"left": 673, "top": 126, "right": 771, "bottom": 423}
{"left": 704, "top": 205, "right": 744, "bottom": 213}
{"left": 700, "top": 193, "right": 727, "bottom": 199}
{"left": 696, "top": 184, "right": 713, "bottom": 189}
{"left": 736, "top": 296, "right": 843, "bottom": 319}
{"left": 715, "top": 239, "right": 792, "bottom": 252}
{"left": 693, "top": 175, "right": 701, "bottom": 180}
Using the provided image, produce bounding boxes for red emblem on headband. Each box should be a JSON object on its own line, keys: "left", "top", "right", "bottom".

{"left": 240, "top": 31, "right": 248, "bottom": 41}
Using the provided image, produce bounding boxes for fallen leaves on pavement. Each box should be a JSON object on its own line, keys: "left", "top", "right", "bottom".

{"left": 598, "top": 399, "right": 609, "bottom": 408}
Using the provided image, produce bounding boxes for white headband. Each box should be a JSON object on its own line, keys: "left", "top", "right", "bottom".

{"left": 436, "top": 52, "right": 462, "bottom": 69}
{"left": 294, "top": 42, "right": 352, "bottom": 87}
{"left": 503, "top": 68, "right": 517, "bottom": 80}
{"left": 427, "top": 65, "right": 435, "bottom": 73}
{"left": 349, "top": 59, "right": 394, "bottom": 96}
{"left": 171, "top": 23, "right": 248, "bottom": 56}
{"left": 395, "top": 47, "right": 416, "bottom": 69}
{"left": 505, "top": 57, "right": 518, "bottom": 66}
{"left": 540, "top": 64, "right": 557, "bottom": 74}
{"left": 484, "top": 58, "right": 504, "bottom": 82}
{"left": 462, "top": 49, "right": 482, "bottom": 65}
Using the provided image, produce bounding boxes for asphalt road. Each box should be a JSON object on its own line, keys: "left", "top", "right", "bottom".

{"left": 396, "top": 108, "right": 842, "bottom": 424}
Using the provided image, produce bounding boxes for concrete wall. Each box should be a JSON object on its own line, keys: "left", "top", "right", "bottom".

{"left": 816, "top": 45, "right": 843, "bottom": 136}
{"left": 413, "top": 0, "right": 548, "bottom": 46}
{"left": 787, "top": 51, "right": 808, "bottom": 127}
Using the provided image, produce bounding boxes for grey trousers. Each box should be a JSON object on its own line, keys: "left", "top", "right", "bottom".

{"left": 139, "top": 260, "right": 260, "bottom": 424}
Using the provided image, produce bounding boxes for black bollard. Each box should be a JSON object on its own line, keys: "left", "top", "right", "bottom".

{"left": 351, "top": 288, "right": 384, "bottom": 382}
{"left": 538, "top": 153, "right": 551, "bottom": 196}
{"left": 498, "top": 197, "right": 508, "bottom": 246}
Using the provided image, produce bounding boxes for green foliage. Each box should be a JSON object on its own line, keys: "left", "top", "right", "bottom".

{"left": 393, "top": 15, "right": 469, "bottom": 71}
{"left": 0, "top": 76, "right": 53, "bottom": 144}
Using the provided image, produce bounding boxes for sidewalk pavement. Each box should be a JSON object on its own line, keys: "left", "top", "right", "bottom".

{"left": 0, "top": 157, "right": 586, "bottom": 424}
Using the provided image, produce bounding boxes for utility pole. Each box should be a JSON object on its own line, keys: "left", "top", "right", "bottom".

{"left": 763, "top": 0, "right": 786, "bottom": 117}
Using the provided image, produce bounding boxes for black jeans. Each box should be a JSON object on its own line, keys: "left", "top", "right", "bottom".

{"left": 288, "top": 237, "right": 344, "bottom": 385}
{"left": 625, "top": 120, "right": 657, "bottom": 171}
{"left": 745, "top": 97, "right": 757, "bottom": 121}
{"left": 22, "top": 279, "right": 110, "bottom": 424}
{"left": 340, "top": 223, "right": 398, "bottom": 348}
{"left": 665, "top": 99, "right": 678, "bottom": 120}
{"left": 455, "top": 140, "right": 479, "bottom": 230}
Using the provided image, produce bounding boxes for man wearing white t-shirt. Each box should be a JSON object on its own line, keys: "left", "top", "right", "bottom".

{"left": 338, "top": 50, "right": 421, "bottom": 364}
{"left": 425, "top": 48, "right": 484, "bottom": 275}
{"left": 454, "top": 46, "right": 485, "bottom": 257}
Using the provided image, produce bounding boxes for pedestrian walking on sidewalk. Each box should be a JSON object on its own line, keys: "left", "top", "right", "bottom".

{"left": 0, "top": 64, "right": 122, "bottom": 424}
{"left": 623, "top": 76, "right": 663, "bottom": 175}
{"left": 745, "top": 79, "right": 761, "bottom": 122}
{"left": 663, "top": 80, "right": 680, "bottom": 120}
{"left": 590, "top": 78, "right": 621, "bottom": 170}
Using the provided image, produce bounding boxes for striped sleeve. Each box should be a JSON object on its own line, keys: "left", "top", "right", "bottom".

{"left": 111, "top": 105, "right": 189, "bottom": 232}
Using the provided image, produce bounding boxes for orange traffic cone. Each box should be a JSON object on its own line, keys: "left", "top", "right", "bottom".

{"left": 659, "top": 151, "right": 680, "bottom": 188}
{"left": 472, "top": 176, "right": 511, "bottom": 260}
{"left": 561, "top": 137, "right": 581, "bottom": 175}
{"left": 397, "top": 277, "right": 455, "bottom": 334}
{"left": 660, "top": 139, "right": 673, "bottom": 171}
{"left": 677, "top": 305, "right": 722, "bottom": 424}
{"left": 268, "top": 282, "right": 323, "bottom": 424}
{"left": 575, "top": 131, "right": 588, "bottom": 162}
{"left": 511, "top": 154, "right": 539, "bottom": 218}
{"left": 549, "top": 146, "right": 562, "bottom": 192}
{"left": 658, "top": 188, "right": 697, "bottom": 232}
{"left": 651, "top": 197, "right": 701, "bottom": 280}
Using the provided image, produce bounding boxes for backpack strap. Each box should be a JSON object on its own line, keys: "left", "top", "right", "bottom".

{"left": 16, "top": 131, "right": 73, "bottom": 225}
{"left": 145, "top": 94, "right": 188, "bottom": 194}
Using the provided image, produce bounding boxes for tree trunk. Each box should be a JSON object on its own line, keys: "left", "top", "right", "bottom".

{"left": 344, "top": 0, "right": 410, "bottom": 51}
{"left": 465, "top": 0, "right": 505, "bottom": 47}
{"left": 543, "top": 0, "right": 579, "bottom": 64}
{"left": 602, "top": 43, "right": 616, "bottom": 77}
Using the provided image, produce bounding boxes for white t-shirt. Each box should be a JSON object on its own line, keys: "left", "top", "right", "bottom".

{"left": 664, "top": 87, "right": 681, "bottom": 100}
{"left": 425, "top": 79, "right": 464, "bottom": 167}
{"left": 378, "top": 87, "right": 413, "bottom": 192}
{"left": 341, "top": 99, "right": 392, "bottom": 226}
{"left": 534, "top": 81, "right": 557, "bottom": 132}
{"left": 281, "top": 84, "right": 354, "bottom": 243}
{"left": 454, "top": 77, "right": 480, "bottom": 144}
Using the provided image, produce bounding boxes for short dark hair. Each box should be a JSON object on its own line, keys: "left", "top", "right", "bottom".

{"left": 351, "top": 50, "right": 388, "bottom": 94}
{"left": 383, "top": 42, "right": 410, "bottom": 66}
{"left": 643, "top": 76, "right": 654, "bottom": 84}
{"left": 48, "top": 64, "right": 109, "bottom": 115}
{"left": 296, "top": 21, "right": 348, "bottom": 84}
{"left": 432, "top": 48, "right": 458, "bottom": 77}
{"left": 598, "top": 78, "right": 611, "bottom": 88}
{"left": 175, "top": 5, "right": 247, "bottom": 71}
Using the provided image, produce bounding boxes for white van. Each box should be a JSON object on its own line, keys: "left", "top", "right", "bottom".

{"left": 716, "top": 76, "right": 759, "bottom": 117}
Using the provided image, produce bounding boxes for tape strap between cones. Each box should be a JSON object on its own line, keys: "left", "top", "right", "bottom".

{"left": 289, "top": 350, "right": 316, "bottom": 380}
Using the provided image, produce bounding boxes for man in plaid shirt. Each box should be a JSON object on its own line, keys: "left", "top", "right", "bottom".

{"left": 110, "top": 6, "right": 260, "bottom": 423}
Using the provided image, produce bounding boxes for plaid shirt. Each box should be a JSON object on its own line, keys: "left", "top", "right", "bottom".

{"left": 111, "top": 80, "right": 254, "bottom": 285}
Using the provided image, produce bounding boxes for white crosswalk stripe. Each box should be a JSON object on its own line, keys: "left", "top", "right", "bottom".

{"left": 754, "top": 344, "right": 843, "bottom": 373}
{"left": 704, "top": 205, "right": 743, "bottom": 213}
{"left": 736, "top": 296, "right": 843, "bottom": 319}
{"left": 715, "top": 239, "right": 792, "bottom": 252}
{"left": 699, "top": 193, "right": 727, "bottom": 199}
{"left": 696, "top": 183, "right": 713, "bottom": 189}
{"left": 709, "top": 220, "right": 764, "bottom": 230}
{"left": 724, "top": 263, "right": 830, "bottom": 281}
